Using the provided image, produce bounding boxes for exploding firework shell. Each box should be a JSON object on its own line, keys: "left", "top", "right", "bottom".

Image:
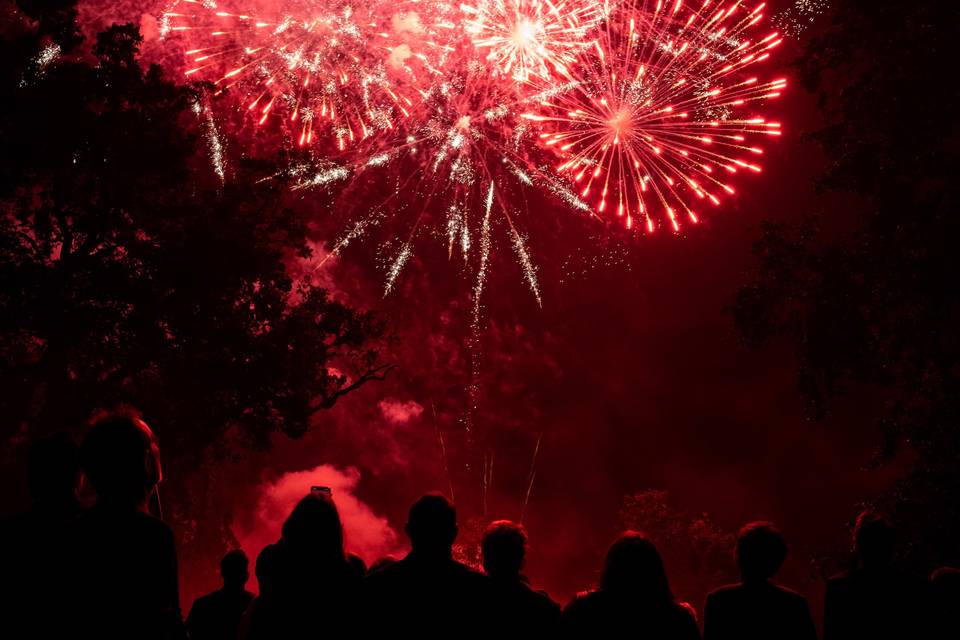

{"left": 523, "top": 0, "right": 785, "bottom": 232}
{"left": 162, "top": 0, "right": 419, "bottom": 149}
{"left": 461, "top": 0, "right": 606, "bottom": 82}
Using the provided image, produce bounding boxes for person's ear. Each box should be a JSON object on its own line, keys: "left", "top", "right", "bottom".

{"left": 452, "top": 524, "right": 458, "bottom": 542}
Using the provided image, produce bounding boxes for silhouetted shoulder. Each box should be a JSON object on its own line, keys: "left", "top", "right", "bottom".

{"left": 772, "top": 582, "right": 809, "bottom": 604}
{"left": 531, "top": 586, "right": 562, "bottom": 612}
{"left": 362, "top": 552, "right": 406, "bottom": 586}
{"left": 671, "top": 600, "right": 701, "bottom": 625}
{"left": 827, "top": 571, "right": 853, "bottom": 588}
{"left": 707, "top": 583, "right": 743, "bottom": 601}
{"left": 77, "top": 505, "right": 173, "bottom": 538}
{"left": 563, "top": 589, "right": 601, "bottom": 615}
{"left": 565, "top": 590, "right": 699, "bottom": 636}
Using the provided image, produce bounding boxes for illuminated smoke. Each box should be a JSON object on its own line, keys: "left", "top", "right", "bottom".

{"left": 234, "top": 464, "right": 403, "bottom": 574}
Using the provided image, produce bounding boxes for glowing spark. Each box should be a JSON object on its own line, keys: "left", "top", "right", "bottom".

{"left": 204, "top": 107, "right": 226, "bottom": 181}
{"left": 384, "top": 242, "right": 413, "bottom": 295}
{"left": 293, "top": 165, "right": 350, "bottom": 189}
{"left": 314, "top": 214, "right": 380, "bottom": 271}
{"left": 509, "top": 226, "right": 542, "bottom": 306}
{"left": 472, "top": 181, "right": 495, "bottom": 327}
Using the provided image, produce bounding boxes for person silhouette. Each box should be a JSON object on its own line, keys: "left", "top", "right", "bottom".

{"left": 482, "top": 519, "right": 560, "bottom": 634}
{"left": 4, "top": 432, "right": 83, "bottom": 636}
{"left": 242, "top": 491, "right": 362, "bottom": 638}
{"left": 367, "top": 555, "right": 398, "bottom": 575}
{"left": 363, "top": 493, "right": 492, "bottom": 635}
{"left": 824, "top": 511, "right": 925, "bottom": 640}
{"left": 187, "top": 550, "right": 255, "bottom": 640}
{"left": 703, "top": 521, "right": 816, "bottom": 640}
{"left": 929, "top": 567, "right": 960, "bottom": 639}
{"left": 71, "top": 407, "right": 185, "bottom": 639}
{"left": 562, "top": 531, "right": 701, "bottom": 639}
{"left": 237, "top": 542, "right": 281, "bottom": 640}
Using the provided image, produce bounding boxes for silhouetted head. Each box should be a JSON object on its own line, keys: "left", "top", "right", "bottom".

{"left": 405, "top": 493, "right": 457, "bottom": 555}
{"left": 80, "top": 407, "right": 161, "bottom": 508}
{"left": 220, "top": 549, "right": 249, "bottom": 589}
{"left": 482, "top": 520, "right": 527, "bottom": 580}
{"left": 256, "top": 543, "right": 281, "bottom": 596}
{"left": 737, "top": 521, "right": 788, "bottom": 583}
{"left": 280, "top": 491, "right": 345, "bottom": 563}
{"left": 601, "top": 532, "right": 673, "bottom": 603}
{"left": 930, "top": 567, "right": 960, "bottom": 603}
{"left": 27, "top": 432, "right": 80, "bottom": 505}
{"left": 854, "top": 511, "right": 895, "bottom": 568}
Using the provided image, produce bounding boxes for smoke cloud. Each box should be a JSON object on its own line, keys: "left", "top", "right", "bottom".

{"left": 233, "top": 464, "right": 404, "bottom": 578}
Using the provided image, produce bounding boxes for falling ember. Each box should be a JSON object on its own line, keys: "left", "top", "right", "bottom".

{"left": 509, "top": 227, "right": 542, "bottom": 306}
{"left": 472, "top": 181, "right": 495, "bottom": 328}
{"left": 384, "top": 242, "right": 414, "bottom": 295}
{"left": 526, "top": 0, "right": 785, "bottom": 231}
{"left": 314, "top": 214, "right": 382, "bottom": 273}
{"left": 203, "top": 107, "right": 226, "bottom": 182}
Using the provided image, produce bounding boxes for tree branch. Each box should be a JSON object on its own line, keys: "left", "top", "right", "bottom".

{"left": 312, "top": 363, "right": 398, "bottom": 411}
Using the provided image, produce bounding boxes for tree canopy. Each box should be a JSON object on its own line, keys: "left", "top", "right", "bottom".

{"left": 733, "top": 0, "right": 960, "bottom": 569}
{"left": 0, "top": 16, "right": 391, "bottom": 558}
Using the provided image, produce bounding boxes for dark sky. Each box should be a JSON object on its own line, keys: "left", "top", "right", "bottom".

{"left": 65, "top": 0, "right": 909, "bottom": 616}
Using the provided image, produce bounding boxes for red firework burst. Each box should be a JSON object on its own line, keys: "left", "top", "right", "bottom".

{"left": 461, "top": 0, "right": 606, "bottom": 81}
{"left": 523, "top": 0, "right": 785, "bottom": 232}
{"left": 161, "top": 0, "right": 419, "bottom": 149}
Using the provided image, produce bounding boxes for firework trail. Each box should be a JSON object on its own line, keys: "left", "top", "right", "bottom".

{"left": 520, "top": 431, "right": 543, "bottom": 523}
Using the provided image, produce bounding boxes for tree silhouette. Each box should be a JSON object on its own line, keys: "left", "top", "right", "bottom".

{"left": 1, "top": 18, "right": 391, "bottom": 588}
{"left": 733, "top": 0, "right": 960, "bottom": 571}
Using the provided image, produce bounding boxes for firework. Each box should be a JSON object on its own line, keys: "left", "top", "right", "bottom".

{"left": 307, "top": 59, "right": 570, "bottom": 300}
{"left": 161, "top": 0, "right": 418, "bottom": 149}
{"left": 523, "top": 0, "right": 785, "bottom": 232}
{"left": 462, "top": 0, "right": 606, "bottom": 81}
{"left": 774, "top": 0, "right": 829, "bottom": 37}
{"left": 161, "top": 0, "right": 785, "bottom": 291}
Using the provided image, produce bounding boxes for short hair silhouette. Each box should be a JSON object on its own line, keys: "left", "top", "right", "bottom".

{"left": 930, "top": 566, "right": 960, "bottom": 597}
{"left": 220, "top": 549, "right": 249, "bottom": 586}
{"left": 281, "top": 491, "right": 345, "bottom": 561}
{"left": 931, "top": 566, "right": 960, "bottom": 584}
{"left": 405, "top": 493, "right": 457, "bottom": 552}
{"left": 853, "top": 511, "right": 894, "bottom": 567}
{"left": 27, "top": 432, "right": 80, "bottom": 503}
{"left": 736, "top": 521, "right": 788, "bottom": 581}
{"left": 482, "top": 520, "right": 527, "bottom": 579}
{"left": 255, "top": 543, "right": 282, "bottom": 595}
{"left": 601, "top": 531, "right": 672, "bottom": 602}
{"left": 80, "top": 407, "right": 161, "bottom": 506}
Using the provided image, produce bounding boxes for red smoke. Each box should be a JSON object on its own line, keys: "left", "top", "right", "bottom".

{"left": 233, "top": 464, "right": 404, "bottom": 586}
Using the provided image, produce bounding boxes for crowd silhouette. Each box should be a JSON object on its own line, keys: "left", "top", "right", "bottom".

{"left": 2, "top": 409, "right": 958, "bottom": 639}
